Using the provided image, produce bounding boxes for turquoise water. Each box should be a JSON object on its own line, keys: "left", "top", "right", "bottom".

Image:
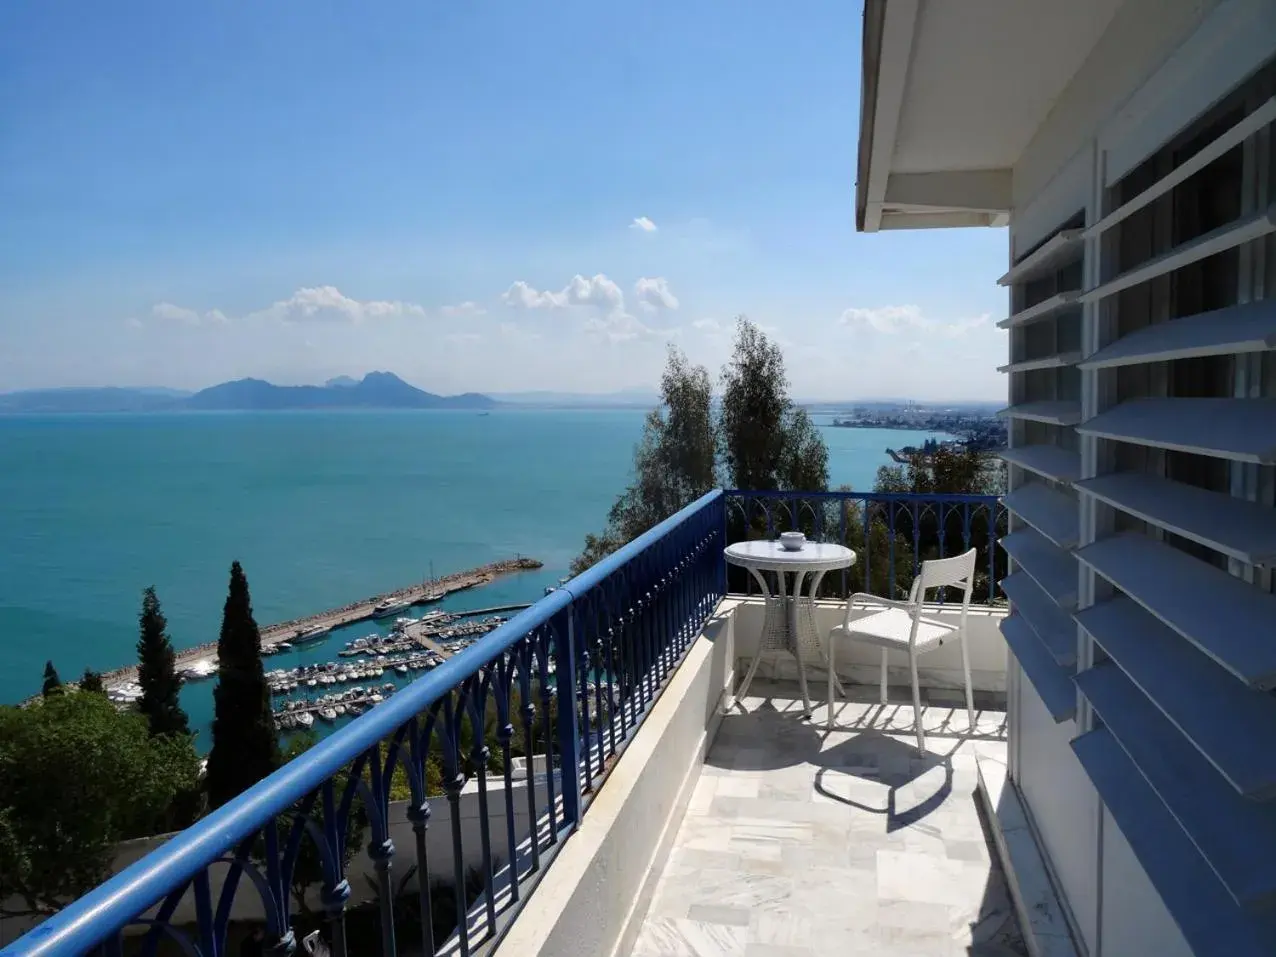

{"left": 0, "top": 409, "right": 945, "bottom": 743}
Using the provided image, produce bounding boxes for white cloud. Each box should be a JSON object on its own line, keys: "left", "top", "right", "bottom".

{"left": 249, "top": 285, "right": 427, "bottom": 324}
{"left": 839, "top": 304, "right": 925, "bottom": 334}
{"left": 503, "top": 273, "right": 678, "bottom": 343}
{"left": 584, "top": 312, "right": 659, "bottom": 343}
{"left": 125, "top": 317, "right": 144, "bottom": 329}
{"left": 502, "top": 274, "right": 625, "bottom": 312}
{"left": 629, "top": 216, "right": 658, "bottom": 232}
{"left": 840, "top": 304, "right": 989, "bottom": 338}
{"left": 634, "top": 277, "right": 679, "bottom": 311}
{"left": 439, "top": 301, "right": 486, "bottom": 318}
{"left": 150, "top": 302, "right": 228, "bottom": 326}
{"left": 142, "top": 287, "right": 469, "bottom": 329}
{"left": 691, "top": 317, "right": 721, "bottom": 332}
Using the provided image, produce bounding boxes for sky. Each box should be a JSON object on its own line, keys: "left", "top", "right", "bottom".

{"left": 0, "top": 1, "right": 1009, "bottom": 401}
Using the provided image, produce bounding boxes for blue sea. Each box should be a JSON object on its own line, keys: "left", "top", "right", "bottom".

{"left": 0, "top": 409, "right": 945, "bottom": 743}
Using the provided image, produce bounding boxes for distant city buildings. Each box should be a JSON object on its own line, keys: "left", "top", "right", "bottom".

{"left": 828, "top": 403, "right": 1007, "bottom": 453}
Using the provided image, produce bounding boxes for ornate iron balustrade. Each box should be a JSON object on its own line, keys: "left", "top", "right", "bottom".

{"left": 724, "top": 490, "right": 1006, "bottom": 604}
{"left": 3, "top": 491, "right": 726, "bottom": 957}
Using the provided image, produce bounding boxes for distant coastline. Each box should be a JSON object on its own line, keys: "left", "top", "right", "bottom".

{"left": 0, "top": 372, "right": 493, "bottom": 414}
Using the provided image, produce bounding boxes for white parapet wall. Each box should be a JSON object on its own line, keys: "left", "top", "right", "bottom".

{"left": 730, "top": 596, "right": 1008, "bottom": 696}
{"left": 492, "top": 599, "right": 738, "bottom": 957}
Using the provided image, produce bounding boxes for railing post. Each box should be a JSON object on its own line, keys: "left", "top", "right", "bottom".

{"left": 553, "top": 604, "right": 583, "bottom": 828}
{"left": 717, "top": 493, "right": 729, "bottom": 597}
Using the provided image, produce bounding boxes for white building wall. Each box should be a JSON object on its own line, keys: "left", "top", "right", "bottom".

{"left": 1005, "top": 2, "right": 1276, "bottom": 954}
{"left": 1012, "top": 667, "right": 1099, "bottom": 954}
{"left": 1100, "top": 808, "right": 1193, "bottom": 957}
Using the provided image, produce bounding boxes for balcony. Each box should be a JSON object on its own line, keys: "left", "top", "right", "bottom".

{"left": 3, "top": 490, "right": 1036, "bottom": 957}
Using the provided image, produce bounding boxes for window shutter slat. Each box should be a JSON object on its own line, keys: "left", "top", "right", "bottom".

{"left": 1076, "top": 533, "right": 1276, "bottom": 689}
{"left": 1076, "top": 596, "right": 1276, "bottom": 800}
{"left": 1072, "top": 729, "right": 1276, "bottom": 957}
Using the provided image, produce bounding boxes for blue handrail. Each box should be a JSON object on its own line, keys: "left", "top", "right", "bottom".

{"left": 5, "top": 491, "right": 728, "bottom": 957}
{"left": 725, "top": 488, "right": 999, "bottom": 503}
{"left": 4, "top": 486, "right": 1005, "bottom": 956}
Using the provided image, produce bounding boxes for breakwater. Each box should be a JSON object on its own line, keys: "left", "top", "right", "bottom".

{"left": 89, "top": 557, "right": 542, "bottom": 691}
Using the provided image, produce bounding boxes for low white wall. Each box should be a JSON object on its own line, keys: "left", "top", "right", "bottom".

{"left": 492, "top": 601, "right": 737, "bottom": 957}
{"left": 730, "top": 596, "right": 1008, "bottom": 696}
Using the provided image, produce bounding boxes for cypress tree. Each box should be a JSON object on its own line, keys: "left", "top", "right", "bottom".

{"left": 79, "top": 668, "right": 105, "bottom": 694}
{"left": 41, "top": 661, "right": 62, "bottom": 697}
{"left": 136, "top": 586, "right": 190, "bottom": 737}
{"left": 206, "top": 561, "right": 279, "bottom": 808}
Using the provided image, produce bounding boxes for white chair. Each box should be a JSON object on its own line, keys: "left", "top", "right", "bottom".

{"left": 825, "top": 548, "right": 977, "bottom": 751}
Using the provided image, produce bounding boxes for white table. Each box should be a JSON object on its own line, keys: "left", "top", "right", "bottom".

{"left": 725, "top": 539, "right": 856, "bottom": 717}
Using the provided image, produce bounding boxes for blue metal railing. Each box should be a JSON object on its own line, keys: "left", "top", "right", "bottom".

{"left": 724, "top": 490, "right": 1006, "bottom": 604}
{"left": 3, "top": 488, "right": 1003, "bottom": 957}
{"left": 3, "top": 491, "right": 726, "bottom": 957}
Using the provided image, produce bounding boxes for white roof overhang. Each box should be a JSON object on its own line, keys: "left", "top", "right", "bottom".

{"left": 856, "top": 0, "right": 1124, "bottom": 231}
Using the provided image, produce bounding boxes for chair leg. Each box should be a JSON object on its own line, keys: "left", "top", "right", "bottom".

{"left": 826, "top": 631, "right": 836, "bottom": 731}
{"left": 880, "top": 647, "right": 889, "bottom": 704}
{"left": 959, "top": 626, "right": 975, "bottom": 732}
{"left": 909, "top": 647, "right": 925, "bottom": 754}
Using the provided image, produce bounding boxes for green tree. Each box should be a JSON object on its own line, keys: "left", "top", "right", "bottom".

{"left": 719, "top": 317, "right": 829, "bottom": 493}
{"left": 874, "top": 444, "right": 999, "bottom": 496}
{"left": 0, "top": 692, "right": 201, "bottom": 918}
{"left": 79, "top": 669, "right": 105, "bottom": 694}
{"left": 278, "top": 734, "right": 368, "bottom": 916}
{"left": 572, "top": 346, "right": 717, "bottom": 574}
{"left": 136, "top": 586, "right": 190, "bottom": 738}
{"left": 40, "top": 661, "right": 62, "bottom": 697}
{"left": 573, "top": 319, "right": 829, "bottom": 572}
{"left": 873, "top": 446, "right": 1006, "bottom": 602}
{"left": 207, "top": 561, "right": 280, "bottom": 809}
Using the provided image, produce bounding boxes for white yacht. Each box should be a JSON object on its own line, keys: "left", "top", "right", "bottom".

{"left": 296, "top": 712, "right": 315, "bottom": 730}
{"left": 293, "top": 624, "right": 331, "bottom": 645}
{"left": 371, "top": 597, "right": 412, "bottom": 619}
{"left": 317, "top": 707, "right": 338, "bottom": 722}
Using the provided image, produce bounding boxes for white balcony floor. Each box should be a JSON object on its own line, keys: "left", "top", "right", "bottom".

{"left": 628, "top": 679, "right": 1021, "bottom": 957}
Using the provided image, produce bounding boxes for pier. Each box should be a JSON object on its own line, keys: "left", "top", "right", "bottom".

{"left": 91, "top": 557, "right": 542, "bottom": 691}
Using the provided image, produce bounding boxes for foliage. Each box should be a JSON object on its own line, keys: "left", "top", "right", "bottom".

{"left": 207, "top": 561, "right": 280, "bottom": 809}
{"left": 871, "top": 446, "right": 1006, "bottom": 600}
{"left": 78, "top": 669, "right": 105, "bottom": 694}
{"left": 136, "top": 586, "right": 191, "bottom": 738}
{"left": 719, "top": 317, "right": 829, "bottom": 493}
{"left": 0, "top": 692, "right": 201, "bottom": 918}
{"left": 574, "top": 318, "right": 828, "bottom": 572}
{"left": 277, "top": 734, "right": 368, "bottom": 916}
{"left": 571, "top": 346, "right": 716, "bottom": 575}
{"left": 41, "top": 661, "right": 62, "bottom": 697}
{"left": 874, "top": 444, "right": 1001, "bottom": 496}
{"left": 338, "top": 863, "right": 488, "bottom": 956}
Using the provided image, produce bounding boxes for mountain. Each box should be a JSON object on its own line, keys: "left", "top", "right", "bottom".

{"left": 184, "top": 372, "right": 495, "bottom": 410}
{"left": 0, "top": 374, "right": 493, "bottom": 413}
{"left": 0, "top": 387, "right": 191, "bottom": 413}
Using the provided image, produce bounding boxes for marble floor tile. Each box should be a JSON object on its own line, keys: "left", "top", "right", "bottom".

{"left": 624, "top": 685, "right": 1021, "bottom": 957}
{"left": 631, "top": 917, "right": 747, "bottom": 957}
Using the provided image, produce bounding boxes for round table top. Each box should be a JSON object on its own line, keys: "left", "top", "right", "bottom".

{"left": 724, "top": 539, "right": 856, "bottom": 572}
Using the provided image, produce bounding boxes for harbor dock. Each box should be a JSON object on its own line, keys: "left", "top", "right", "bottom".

{"left": 92, "top": 557, "right": 542, "bottom": 692}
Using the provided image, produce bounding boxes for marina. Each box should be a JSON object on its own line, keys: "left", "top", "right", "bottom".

{"left": 87, "top": 556, "right": 541, "bottom": 696}
{"left": 259, "top": 608, "right": 519, "bottom": 731}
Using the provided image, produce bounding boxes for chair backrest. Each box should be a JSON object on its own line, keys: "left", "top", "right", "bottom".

{"left": 916, "top": 548, "right": 978, "bottom": 599}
